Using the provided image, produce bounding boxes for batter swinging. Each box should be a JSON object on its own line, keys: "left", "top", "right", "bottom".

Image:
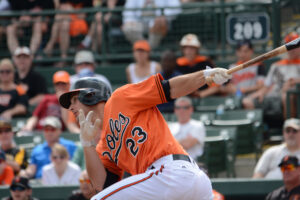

{"left": 59, "top": 68, "right": 231, "bottom": 200}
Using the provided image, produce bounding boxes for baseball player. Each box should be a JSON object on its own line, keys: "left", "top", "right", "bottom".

{"left": 59, "top": 68, "right": 231, "bottom": 200}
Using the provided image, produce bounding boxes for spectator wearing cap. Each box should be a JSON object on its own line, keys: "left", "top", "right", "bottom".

{"left": 126, "top": 40, "right": 161, "bottom": 84}
{"left": 0, "top": 150, "right": 14, "bottom": 185}
{"left": 3, "top": 176, "right": 39, "bottom": 200}
{"left": 122, "top": 0, "right": 181, "bottom": 49}
{"left": 243, "top": 32, "right": 300, "bottom": 119}
{"left": 219, "top": 40, "right": 266, "bottom": 104}
{"left": 0, "top": 119, "right": 28, "bottom": 174}
{"left": 22, "top": 71, "right": 80, "bottom": 134}
{"left": 68, "top": 170, "right": 96, "bottom": 200}
{"left": 42, "top": 143, "right": 81, "bottom": 185}
{"left": 19, "top": 116, "right": 77, "bottom": 179}
{"left": 265, "top": 156, "right": 300, "bottom": 200}
{"left": 0, "top": 58, "right": 28, "bottom": 120}
{"left": 176, "top": 33, "right": 219, "bottom": 98}
{"left": 13, "top": 47, "right": 48, "bottom": 105}
{"left": 70, "top": 50, "right": 111, "bottom": 91}
{"left": 253, "top": 118, "right": 300, "bottom": 179}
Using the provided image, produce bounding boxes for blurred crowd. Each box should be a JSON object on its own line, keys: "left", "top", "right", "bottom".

{"left": 0, "top": 0, "right": 299, "bottom": 199}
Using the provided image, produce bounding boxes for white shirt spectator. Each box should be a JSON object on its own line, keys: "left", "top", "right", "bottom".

{"left": 123, "top": 0, "right": 181, "bottom": 26}
{"left": 169, "top": 119, "right": 206, "bottom": 160}
{"left": 254, "top": 143, "right": 300, "bottom": 179}
{"left": 42, "top": 161, "right": 81, "bottom": 185}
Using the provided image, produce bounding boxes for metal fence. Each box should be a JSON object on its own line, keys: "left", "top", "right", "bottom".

{"left": 0, "top": 0, "right": 297, "bottom": 66}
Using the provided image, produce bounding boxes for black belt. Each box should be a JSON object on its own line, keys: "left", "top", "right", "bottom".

{"left": 172, "top": 154, "right": 191, "bottom": 163}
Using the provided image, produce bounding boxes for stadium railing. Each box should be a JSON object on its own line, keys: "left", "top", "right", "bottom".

{"left": 0, "top": 0, "right": 288, "bottom": 65}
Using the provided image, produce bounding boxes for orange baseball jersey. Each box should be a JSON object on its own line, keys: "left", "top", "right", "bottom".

{"left": 96, "top": 74, "right": 187, "bottom": 177}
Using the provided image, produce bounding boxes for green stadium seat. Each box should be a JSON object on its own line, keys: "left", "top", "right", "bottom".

{"left": 192, "top": 96, "right": 242, "bottom": 112}
{"left": 199, "top": 137, "right": 228, "bottom": 178}
{"left": 211, "top": 119, "right": 260, "bottom": 159}
{"left": 205, "top": 126, "right": 237, "bottom": 177}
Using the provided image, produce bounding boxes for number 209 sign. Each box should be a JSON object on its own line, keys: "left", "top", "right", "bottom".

{"left": 226, "top": 12, "right": 270, "bottom": 44}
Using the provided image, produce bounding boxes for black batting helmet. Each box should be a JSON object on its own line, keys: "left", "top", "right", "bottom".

{"left": 59, "top": 77, "right": 111, "bottom": 109}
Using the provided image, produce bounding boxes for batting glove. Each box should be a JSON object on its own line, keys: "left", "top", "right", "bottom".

{"left": 78, "top": 109, "right": 101, "bottom": 147}
{"left": 203, "top": 67, "right": 232, "bottom": 85}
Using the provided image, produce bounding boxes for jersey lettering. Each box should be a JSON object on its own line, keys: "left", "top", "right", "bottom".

{"left": 102, "top": 113, "right": 130, "bottom": 164}
{"left": 126, "top": 126, "right": 148, "bottom": 157}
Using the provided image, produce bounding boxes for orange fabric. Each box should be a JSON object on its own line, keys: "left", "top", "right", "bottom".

{"left": 96, "top": 74, "right": 187, "bottom": 177}
{"left": 69, "top": 14, "right": 88, "bottom": 37}
{"left": 213, "top": 189, "right": 225, "bottom": 200}
{"left": 133, "top": 40, "right": 151, "bottom": 52}
{"left": 0, "top": 165, "right": 14, "bottom": 185}
{"left": 53, "top": 71, "right": 70, "bottom": 84}
{"left": 176, "top": 55, "right": 208, "bottom": 67}
{"left": 275, "top": 59, "right": 300, "bottom": 65}
{"left": 67, "top": 111, "right": 77, "bottom": 124}
{"left": 285, "top": 32, "right": 299, "bottom": 43}
{"left": 16, "top": 85, "right": 26, "bottom": 96}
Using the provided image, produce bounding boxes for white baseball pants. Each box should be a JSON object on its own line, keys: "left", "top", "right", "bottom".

{"left": 91, "top": 154, "right": 213, "bottom": 200}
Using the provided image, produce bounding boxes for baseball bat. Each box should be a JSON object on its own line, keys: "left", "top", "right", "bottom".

{"left": 206, "top": 37, "right": 300, "bottom": 84}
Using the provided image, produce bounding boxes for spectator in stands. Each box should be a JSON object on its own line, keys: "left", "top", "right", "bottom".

{"left": 219, "top": 40, "right": 266, "bottom": 102}
{"left": 43, "top": 0, "right": 92, "bottom": 67}
{"left": 243, "top": 32, "right": 300, "bottom": 119}
{"left": 0, "top": 119, "right": 28, "bottom": 174}
{"left": 79, "top": 0, "right": 126, "bottom": 52}
{"left": 126, "top": 40, "right": 161, "bottom": 83}
{"left": 253, "top": 118, "right": 300, "bottom": 179}
{"left": 13, "top": 47, "right": 48, "bottom": 105}
{"left": 6, "top": 0, "right": 54, "bottom": 55}
{"left": 19, "top": 116, "right": 77, "bottom": 179}
{"left": 68, "top": 170, "right": 96, "bottom": 200}
{"left": 265, "top": 156, "right": 300, "bottom": 199}
{"left": 176, "top": 33, "right": 219, "bottom": 97}
{"left": 157, "top": 50, "right": 181, "bottom": 112}
{"left": 22, "top": 71, "right": 80, "bottom": 134}
{"left": 0, "top": 150, "right": 14, "bottom": 185}
{"left": 122, "top": 0, "right": 181, "bottom": 49}
{"left": 0, "top": 58, "right": 28, "bottom": 120}
{"left": 42, "top": 143, "right": 81, "bottom": 185}
{"left": 3, "top": 176, "right": 38, "bottom": 200}
{"left": 168, "top": 96, "right": 206, "bottom": 160}
{"left": 70, "top": 50, "right": 112, "bottom": 91}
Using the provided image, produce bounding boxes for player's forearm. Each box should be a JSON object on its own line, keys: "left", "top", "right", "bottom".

{"left": 169, "top": 70, "right": 206, "bottom": 99}
{"left": 84, "top": 146, "right": 107, "bottom": 191}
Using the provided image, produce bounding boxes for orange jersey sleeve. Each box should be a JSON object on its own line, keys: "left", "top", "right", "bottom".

{"left": 96, "top": 74, "right": 187, "bottom": 177}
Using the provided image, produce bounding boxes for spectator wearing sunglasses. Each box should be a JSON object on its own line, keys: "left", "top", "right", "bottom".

{"left": 168, "top": 96, "right": 206, "bottom": 160}
{"left": 0, "top": 58, "right": 28, "bottom": 120}
{"left": 42, "top": 143, "right": 81, "bottom": 185}
{"left": 265, "top": 156, "right": 300, "bottom": 200}
{"left": 253, "top": 118, "right": 300, "bottom": 179}
{"left": 0, "top": 150, "right": 14, "bottom": 185}
{"left": 19, "top": 116, "right": 77, "bottom": 179}
{"left": 3, "top": 176, "right": 39, "bottom": 200}
{"left": 68, "top": 170, "right": 96, "bottom": 200}
{"left": 0, "top": 119, "right": 28, "bottom": 174}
